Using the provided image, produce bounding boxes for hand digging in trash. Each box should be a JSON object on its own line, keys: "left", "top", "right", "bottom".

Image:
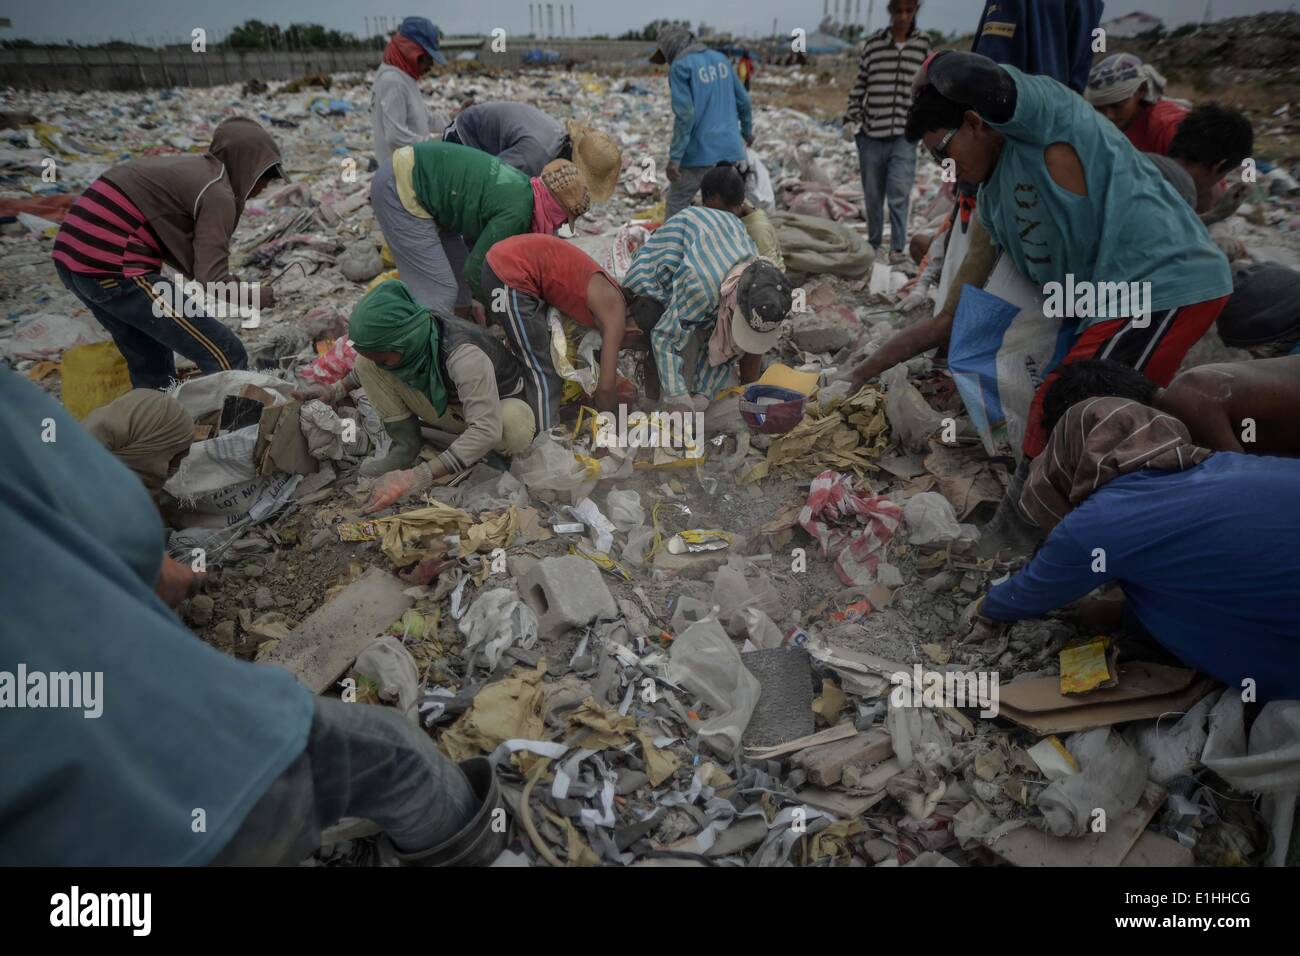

{"left": 362, "top": 464, "right": 433, "bottom": 514}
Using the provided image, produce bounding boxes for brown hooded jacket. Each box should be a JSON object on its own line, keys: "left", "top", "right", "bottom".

{"left": 102, "top": 117, "right": 284, "bottom": 285}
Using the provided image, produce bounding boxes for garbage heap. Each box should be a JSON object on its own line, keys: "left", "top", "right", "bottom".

{"left": 1, "top": 64, "right": 1296, "bottom": 867}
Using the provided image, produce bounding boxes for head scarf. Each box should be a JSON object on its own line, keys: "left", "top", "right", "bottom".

{"left": 347, "top": 279, "right": 449, "bottom": 415}
{"left": 530, "top": 176, "right": 571, "bottom": 233}
{"left": 84, "top": 389, "right": 194, "bottom": 495}
{"left": 653, "top": 25, "right": 703, "bottom": 64}
{"left": 383, "top": 34, "right": 428, "bottom": 79}
{"left": 1086, "top": 53, "right": 1167, "bottom": 107}
{"left": 1021, "top": 397, "right": 1214, "bottom": 533}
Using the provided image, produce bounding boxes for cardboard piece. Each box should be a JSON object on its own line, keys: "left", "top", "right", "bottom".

{"left": 793, "top": 728, "right": 893, "bottom": 787}
{"left": 1119, "top": 830, "right": 1195, "bottom": 867}
{"left": 757, "top": 363, "right": 820, "bottom": 396}
{"left": 744, "top": 721, "right": 857, "bottom": 760}
{"left": 997, "top": 662, "right": 1215, "bottom": 735}
{"left": 256, "top": 400, "right": 319, "bottom": 476}
{"left": 986, "top": 781, "right": 1166, "bottom": 867}
{"left": 798, "top": 786, "right": 887, "bottom": 819}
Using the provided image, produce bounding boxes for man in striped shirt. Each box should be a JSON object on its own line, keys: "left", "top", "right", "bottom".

{"left": 53, "top": 117, "right": 286, "bottom": 389}
{"left": 623, "top": 206, "right": 790, "bottom": 411}
{"left": 844, "top": 0, "right": 930, "bottom": 262}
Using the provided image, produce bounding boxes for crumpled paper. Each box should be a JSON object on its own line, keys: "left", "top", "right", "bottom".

{"left": 338, "top": 503, "right": 528, "bottom": 566}
{"left": 441, "top": 661, "right": 548, "bottom": 761}
{"left": 745, "top": 385, "right": 890, "bottom": 484}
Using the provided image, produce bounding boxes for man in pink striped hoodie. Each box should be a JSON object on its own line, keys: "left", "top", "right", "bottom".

{"left": 53, "top": 117, "right": 286, "bottom": 389}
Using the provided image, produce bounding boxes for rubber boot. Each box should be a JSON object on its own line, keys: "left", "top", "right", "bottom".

{"left": 975, "top": 459, "right": 1044, "bottom": 560}
{"left": 360, "top": 415, "right": 423, "bottom": 478}
{"left": 386, "top": 757, "right": 509, "bottom": 867}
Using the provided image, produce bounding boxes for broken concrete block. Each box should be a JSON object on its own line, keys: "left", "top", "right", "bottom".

{"left": 259, "top": 567, "right": 413, "bottom": 693}
{"left": 741, "top": 647, "right": 815, "bottom": 748}
{"left": 791, "top": 313, "right": 853, "bottom": 353}
{"left": 517, "top": 555, "right": 618, "bottom": 638}
{"left": 792, "top": 728, "right": 894, "bottom": 787}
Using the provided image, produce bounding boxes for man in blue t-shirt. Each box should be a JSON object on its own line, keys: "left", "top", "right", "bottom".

{"left": 0, "top": 368, "right": 497, "bottom": 866}
{"left": 975, "top": 397, "right": 1300, "bottom": 703}
{"left": 651, "top": 25, "right": 753, "bottom": 220}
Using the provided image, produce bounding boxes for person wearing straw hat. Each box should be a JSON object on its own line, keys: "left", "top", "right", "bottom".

{"left": 1086, "top": 53, "right": 1188, "bottom": 156}
{"left": 444, "top": 101, "right": 622, "bottom": 201}
{"left": 370, "top": 16, "right": 449, "bottom": 163}
{"left": 370, "top": 140, "right": 590, "bottom": 319}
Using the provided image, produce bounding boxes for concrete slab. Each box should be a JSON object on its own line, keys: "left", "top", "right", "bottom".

{"left": 260, "top": 567, "right": 412, "bottom": 694}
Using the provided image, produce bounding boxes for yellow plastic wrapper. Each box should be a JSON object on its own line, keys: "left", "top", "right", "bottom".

{"left": 1059, "top": 637, "right": 1119, "bottom": 694}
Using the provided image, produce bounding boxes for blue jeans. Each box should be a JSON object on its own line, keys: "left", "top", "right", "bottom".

{"left": 855, "top": 132, "right": 917, "bottom": 252}
{"left": 57, "top": 263, "right": 248, "bottom": 390}
{"left": 210, "top": 697, "right": 477, "bottom": 865}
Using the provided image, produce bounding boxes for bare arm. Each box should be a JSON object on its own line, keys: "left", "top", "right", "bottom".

{"left": 850, "top": 309, "right": 955, "bottom": 386}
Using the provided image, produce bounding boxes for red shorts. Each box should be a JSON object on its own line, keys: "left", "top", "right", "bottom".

{"left": 1022, "top": 295, "right": 1230, "bottom": 458}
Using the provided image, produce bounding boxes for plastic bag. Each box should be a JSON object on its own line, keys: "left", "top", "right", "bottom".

{"left": 903, "top": 492, "right": 961, "bottom": 546}
{"left": 298, "top": 336, "right": 359, "bottom": 385}
{"left": 621, "top": 526, "right": 655, "bottom": 567}
{"left": 299, "top": 399, "right": 371, "bottom": 460}
{"left": 881, "top": 364, "right": 946, "bottom": 454}
{"left": 568, "top": 497, "right": 616, "bottom": 553}
{"left": 667, "top": 618, "right": 761, "bottom": 759}
{"left": 947, "top": 268, "right": 1072, "bottom": 462}
{"left": 60, "top": 340, "right": 131, "bottom": 420}
{"left": 458, "top": 588, "right": 539, "bottom": 671}
{"left": 606, "top": 489, "right": 645, "bottom": 533}
{"left": 1, "top": 312, "right": 108, "bottom": 360}
{"left": 164, "top": 425, "right": 260, "bottom": 501}
{"left": 354, "top": 635, "right": 420, "bottom": 725}
{"left": 510, "top": 432, "right": 590, "bottom": 493}
{"left": 1037, "top": 728, "right": 1147, "bottom": 838}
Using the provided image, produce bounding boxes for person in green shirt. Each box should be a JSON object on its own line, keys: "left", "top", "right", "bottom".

{"left": 370, "top": 140, "right": 591, "bottom": 320}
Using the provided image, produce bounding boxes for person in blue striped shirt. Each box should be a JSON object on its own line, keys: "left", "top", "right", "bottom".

{"left": 623, "top": 206, "right": 790, "bottom": 410}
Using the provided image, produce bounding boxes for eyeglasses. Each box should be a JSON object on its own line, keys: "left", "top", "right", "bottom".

{"left": 928, "top": 127, "right": 957, "bottom": 164}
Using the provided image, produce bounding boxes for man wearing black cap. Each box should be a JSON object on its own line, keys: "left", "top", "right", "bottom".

{"left": 623, "top": 205, "right": 791, "bottom": 412}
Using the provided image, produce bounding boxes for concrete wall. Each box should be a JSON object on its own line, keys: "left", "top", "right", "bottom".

{"left": 0, "top": 48, "right": 382, "bottom": 91}
{"left": 0, "top": 40, "right": 656, "bottom": 91}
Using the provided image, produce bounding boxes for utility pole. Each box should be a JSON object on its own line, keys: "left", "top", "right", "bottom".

{"left": 570, "top": 4, "right": 575, "bottom": 38}
{"left": 547, "top": 4, "right": 554, "bottom": 38}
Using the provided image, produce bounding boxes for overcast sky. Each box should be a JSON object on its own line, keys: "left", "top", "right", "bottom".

{"left": 2, "top": 0, "right": 1289, "bottom": 46}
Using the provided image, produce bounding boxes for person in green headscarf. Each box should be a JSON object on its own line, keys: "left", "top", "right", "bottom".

{"left": 299, "top": 280, "right": 536, "bottom": 513}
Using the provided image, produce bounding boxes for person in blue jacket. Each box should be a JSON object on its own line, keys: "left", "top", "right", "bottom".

{"left": 971, "top": 396, "right": 1300, "bottom": 703}
{"left": 970, "top": 0, "right": 1105, "bottom": 94}
{"left": 651, "top": 25, "right": 753, "bottom": 221}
